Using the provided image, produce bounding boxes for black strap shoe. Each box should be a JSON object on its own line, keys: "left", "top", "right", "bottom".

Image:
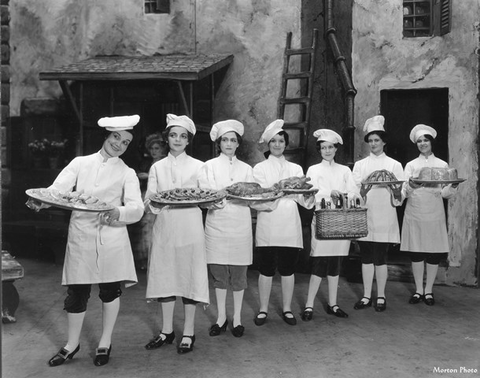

{"left": 177, "top": 335, "right": 195, "bottom": 354}
{"left": 94, "top": 345, "right": 111, "bottom": 367}
{"left": 374, "top": 297, "right": 387, "bottom": 312}
{"left": 209, "top": 320, "right": 228, "bottom": 336}
{"left": 232, "top": 325, "right": 245, "bottom": 338}
{"left": 48, "top": 344, "right": 80, "bottom": 367}
{"left": 354, "top": 297, "right": 372, "bottom": 310}
{"left": 301, "top": 307, "right": 313, "bottom": 321}
{"left": 327, "top": 305, "right": 349, "bottom": 318}
{"left": 145, "top": 331, "right": 175, "bottom": 350}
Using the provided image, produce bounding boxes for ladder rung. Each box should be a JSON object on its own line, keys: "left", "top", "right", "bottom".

{"left": 285, "top": 47, "right": 314, "bottom": 56}
{"left": 279, "top": 97, "right": 311, "bottom": 105}
{"left": 284, "top": 72, "right": 312, "bottom": 79}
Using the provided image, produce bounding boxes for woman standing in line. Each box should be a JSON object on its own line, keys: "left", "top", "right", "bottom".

{"left": 143, "top": 114, "right": 208, "bottom": 354}
{"left": 198, "top": 120, "right": 253, "bottom": 338}
{"left": 132, "top": 133, "right": 167, "bottom": 270}
{"left": 301, "top": 129, "right": 360, "bottom": 321}
{"left": 352, "top": 115, "right": 404, "bottom": 312}
{"left": 401, "top": 124, "right": 458, "bottom": 306}
{"left": 253, "top": 119, "right": 314, "bottom": 326}
{"left": 37, "top": 115, "right": 144, "bottom": 367}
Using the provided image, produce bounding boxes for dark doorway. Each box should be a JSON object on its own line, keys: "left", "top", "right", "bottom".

{"left": 380, "top": 88, "right": 449, "bottom": 166}
{"left": 380, "top": 88, "right": 449, "bottom": 262}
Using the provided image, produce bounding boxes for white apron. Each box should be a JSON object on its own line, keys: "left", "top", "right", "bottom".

{"left": 307, "top": 160, "right": 360, "bottom": 256}
{"left": 198, "top": 153, "right": 253, "bottom": 265}
{"left": 400, "top": 154, "right": 457, "bottom": 253}
{"left": 253, "top": 155, "right": 313, "bottom": 248}
{"left": 50, "top": 152, "right": 144, "bottom": 287}
{"left": 352, "top": 153, "right": 404, "bottom": 243}
{"left": 145, "top": 152, "right": 209, "bottom": 304}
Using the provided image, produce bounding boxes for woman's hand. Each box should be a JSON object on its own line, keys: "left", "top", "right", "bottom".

{"left": 100, "top": 208, "right": 120, "bottom": 225}
{"left": 330, "top": 190, "right": 343, "bottom": 201}
{"left": 389, "top": 183, "right": 403, "bottom": 201}
{"left": 360, "top": 184, "right": 372, "bottom": 200}
{"left": 408, "top": 178, "right": 423, "bottom": 190}
{"left": 25, "top": 198, "right": 51, "bottom": 212}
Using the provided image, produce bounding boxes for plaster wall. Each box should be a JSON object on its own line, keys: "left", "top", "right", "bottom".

{"left": 10, "top": 0, "right": 300, "bottom": 165}
{"left": 352, "top": 0, "right": 479, "bottom": 286}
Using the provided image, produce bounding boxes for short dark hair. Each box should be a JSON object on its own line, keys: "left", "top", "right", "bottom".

{"left": 416, "top": 133, "right": 435, "bottom": 148}
{"left": 364, "top": 131, "right": 387, "bottom": 143}
{"left": 215, "top": 132, "right": 243, "bottom": 154}
{"left": 264, "top": 130, "right": 290, "bottom": 158}
{"left": 316, "top": 140, "right": 341, "bottom": 153}
{"left": 162, "top": 127, "right": 194, "bottom": 146}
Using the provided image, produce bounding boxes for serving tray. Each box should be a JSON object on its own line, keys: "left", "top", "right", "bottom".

{"left": 26, "top": 188, "right": 114, "bottom": 212}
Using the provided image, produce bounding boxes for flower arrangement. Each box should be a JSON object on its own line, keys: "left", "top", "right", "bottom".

{"left": 28, "top": 138, "right": 68, "bottom": 157}
{"left": 28, "top": 139, "right": 50, "bottom": 156}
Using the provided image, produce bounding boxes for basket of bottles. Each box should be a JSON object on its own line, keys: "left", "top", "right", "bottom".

{"left": 314, "top": 196, "right": 368, "bottom": 240}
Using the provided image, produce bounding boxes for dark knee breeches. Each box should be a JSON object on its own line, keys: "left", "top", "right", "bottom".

{"left": 64, "top": 282, "right": 122, "bottom": 313}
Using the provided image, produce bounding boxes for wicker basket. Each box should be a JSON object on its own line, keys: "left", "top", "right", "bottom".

{"left": 315, "top": 207, "right": 368, "bottom": 240}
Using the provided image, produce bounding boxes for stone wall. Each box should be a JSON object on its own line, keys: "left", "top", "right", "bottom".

{"left": 352, "top": 0, "right": 479, "bottom": 286}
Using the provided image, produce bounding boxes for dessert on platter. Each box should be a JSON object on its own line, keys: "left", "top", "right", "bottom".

{"left": 412, "top": 167, "right": 465, "bottom": 184}
{"left": 361, "top": 169, "right": 403, "bottom": 185}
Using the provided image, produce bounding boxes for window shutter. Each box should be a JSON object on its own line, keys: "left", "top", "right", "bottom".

{"left": 433, "top": 0, "right": 451, "bottom": 36}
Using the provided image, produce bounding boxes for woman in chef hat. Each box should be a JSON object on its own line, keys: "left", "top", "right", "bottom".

{"left": 352, "top": 115, "right": 404, "bottom": 312}
{"left": 143, "top": 114, "right": 208, "bottom": 354}
{"left": 34, "top": 115, "right": 144, "bottom": 367}
{"left": 252, "top": 120, "right": 315, "bottom": 326}
{"left": 400, "top": 124, "right": 458, "bottom": 306}
{"left": 301, "top": 129, "right": 361, "bottom": 321}
{"left": 198, "top": 119, "right": 253, "bottom": 338}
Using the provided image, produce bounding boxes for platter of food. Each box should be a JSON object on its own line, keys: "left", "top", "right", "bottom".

{"left": 224, "top": 182, "right": 283, "bottom": 202}
{"left": 273, "top": 175, "right": 314, "bottom": 191}
{"left": 281, "top": 188, "right": 319, "bottom": 195}
{"left": 26, "top": 188, "right": 114, "bottom": 212}
{"left": 150, "top": 187, "right": 226, "bottom": 207}
{"left": 361, "top": 180, "right": 404, "bottom": 186}
{"left": 410, "top": 178, "right": 466, "bottom": 185}
{"left": 227, "top": 191, "right": 284, "bottom": 202}
{"left": 410, "top": 167, "right": 465, "bottom": 185}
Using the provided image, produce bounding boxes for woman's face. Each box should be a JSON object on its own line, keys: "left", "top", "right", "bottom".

{"left": 416, "top": 135, "right": 432, "bottom": 155}
{"left": 320, "top": 141, "right": 337, "bottom": 162}
{"left": 220, "top": 131, "right": 239, "bottom": 157}
{"left": 102, "top": 130, "right": 133, "bottom": 158}
{"left": 367, "top": 133, "right": 386, "bottom": 156}
{"left": 167, "top": 126, "right": 189, "bottom": 156}
{"left": 149, "top": 142, "right": 165, "bottom": 161}
{"left": 268, "top": 133, "right": 286, "bottom": 157}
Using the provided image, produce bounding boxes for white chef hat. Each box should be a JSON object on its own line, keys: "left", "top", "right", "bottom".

{"left": 409, "top": 124, "right": 437, "bottom": 143}
{"left": 210, "top": 120, "right": 244, "bottom": 141}
{"left": 97, "top": 115, "right": 140, "bottom": 131}
{"left": 166, "top": 113, "right": 196, "bottom": 135}
{"left": 259, "top": 119, "right": 285, "bottom": 144}
{"left": 363, "top": 115, "right": 386, "bottom": 142}
{"left": 313, "top": 128, "right": 343, "bottom": 145}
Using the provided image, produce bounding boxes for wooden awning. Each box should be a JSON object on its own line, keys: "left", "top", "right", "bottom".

{"left": 39, "top": 54, "right": 234, "bottom": 81}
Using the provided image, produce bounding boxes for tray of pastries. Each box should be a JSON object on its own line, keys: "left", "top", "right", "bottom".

{"left": 411, "top": 167, "right": 466, "bottom": 185}
{"left": 150, "top": 187, "right": 226, "bottom": 207}
{"left": 26, "top": 188, "right": 114, "bottom": 212}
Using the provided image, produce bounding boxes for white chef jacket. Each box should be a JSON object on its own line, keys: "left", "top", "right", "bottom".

{"left": 50, "top": 152, "right": 143, "bottom": 287}
{"left": 145, "top": 152, "right": 209, "bottom": 304}
{"left": 352, "top": 152, "right": 404, "bottom": 243}
{"left": 253, "top": 155, "right": 313, "bottom": 248}
{"left": 400, "top": 154, "right": 457, "bottom": 253}
{"left": 198, "top": 153, "right": 254, "bottom": 265}
{"left": 307, "top": 160, "right": 360, "bottom": 256}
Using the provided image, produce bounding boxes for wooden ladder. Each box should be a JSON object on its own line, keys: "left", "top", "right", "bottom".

{"left": 277, "top": 29, "right": 318, "bottom": 168}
